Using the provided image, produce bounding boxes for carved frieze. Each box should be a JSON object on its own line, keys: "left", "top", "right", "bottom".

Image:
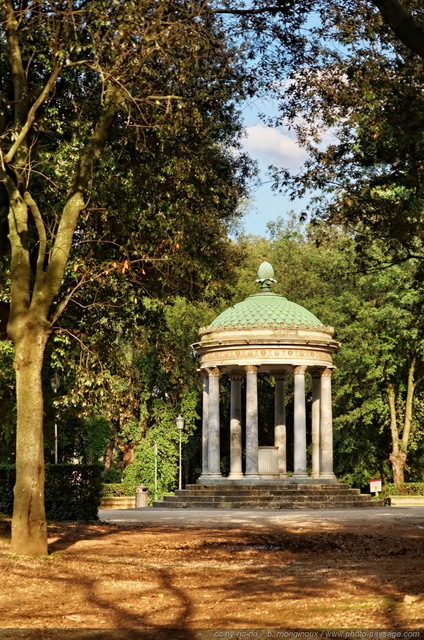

{"left": 200, "top": 346, "right": 333, "bottom": 367}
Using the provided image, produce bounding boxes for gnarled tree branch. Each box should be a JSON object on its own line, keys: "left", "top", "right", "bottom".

{"left": 372, "top": 0, "right": 424, "bottom": 59}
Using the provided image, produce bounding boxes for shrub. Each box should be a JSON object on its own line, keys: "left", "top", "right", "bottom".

{"left": 385, "top": 482, "right": 424, "bottom": 496}
{"left": 45, "top": 464, "right": 103, "bottom": 521}
{"left": 122, "top": 437, "right": 177, "bottom": 501}
{"left": 101, "top": 482, "right": 135, "bottom": 497}
{"left": 0, "top": 463, "right": 102, "bottom": 521}
{"left": 0, "top": 464, "right": 15, "bottom": 514}
{"left": 101, "top": 467, "right": 122, "bottom": 483}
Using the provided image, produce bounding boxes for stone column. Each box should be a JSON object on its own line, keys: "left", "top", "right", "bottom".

{"left": 228, "top": 371, "right": 244, "bottom": 479}
{"left": 273, "top": 372, "right": 287, "bottom": 478}
{"left": 311, "top": 372, "right": 321, "bottom": 478}
{"left": 207, "top": 367, "right": 223, "bottom": 479}
{"left": 293, "top": 365, "right": 308, "bottom": 479}
{"left": 320, "top": 367, "right": 336, "bottom": 481}
{"left": 245, "top": 365, "right": 260, "bottom": 479}
{"left": 198, "top": 371, "right": 209, "bottom": 479}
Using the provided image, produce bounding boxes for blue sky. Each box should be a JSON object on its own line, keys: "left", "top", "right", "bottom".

{"left": 238, "top": 100, "right": 310, "bottom": 238}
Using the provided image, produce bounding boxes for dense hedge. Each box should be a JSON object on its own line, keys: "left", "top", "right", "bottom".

{"left": 0, "top": 464, "right": 14, "bottom": 514}
{"left": 0, "top": 463, "right": 102, "bottom": 521}
{"left": 101, "top": 482, "right": 135, "bottom": 497}
{"left": 385, "top": 482, "right": 424, "bottom": 496}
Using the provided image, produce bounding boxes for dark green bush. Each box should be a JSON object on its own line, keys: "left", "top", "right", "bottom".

{"left": 0, "top": 463, "right": 102, "bottom": 521}
{"left": 385, "top": 482, "right": 424, "bottom": 496}
{"left": 0, "top": 464, "right": 15, "bottom": 514}
{"left": 101, "top": 467, "right": 122, "bottom": 483}
{"left": 45, "top": 464, "right": 102, "bottom": 520}
{"left": 101, "top": 482, "right": 134, "bottom": 497}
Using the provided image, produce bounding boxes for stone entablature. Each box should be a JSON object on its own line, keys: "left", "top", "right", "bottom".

{"left": 195, "top": 324, "right": 339, "bottom": 370}
{"left": 199, "top": 347, "right": 334, "bottom": 369}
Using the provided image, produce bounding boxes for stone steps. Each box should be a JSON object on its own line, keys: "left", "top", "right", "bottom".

{"left": 153, "top": 501, "right": 382, "bottom": 509}
{"left": 178, "top": 484, "right": 361, "bottom": 496}
{"left": 184, "top": 483, "right": 353, "bottom": 490}
{"left": 152, "top": 483, "right": 383, "bottom": 510}
{"left": 167, "top": 494, "right": 370, "bottom": 503}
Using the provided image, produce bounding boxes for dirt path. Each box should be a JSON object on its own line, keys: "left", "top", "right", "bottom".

{"left": 1, "top": 512, "right": 423, "bottom": 639}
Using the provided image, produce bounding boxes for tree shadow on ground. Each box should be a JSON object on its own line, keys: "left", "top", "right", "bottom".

{"left": 1, "top": 518, "right": 424, "bottom": 637}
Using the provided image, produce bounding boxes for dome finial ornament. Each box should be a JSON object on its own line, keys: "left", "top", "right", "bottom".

{"left": 256, "top": 261, "right": 276, "bottom": 291}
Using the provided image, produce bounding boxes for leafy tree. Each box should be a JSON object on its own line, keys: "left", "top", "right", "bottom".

{"left": 331, "top": 256, "right": 424, "bottom": 485}
{"left": 0, "top": 0, "right": 252, "bottom": 556}
{"left": 234, "top": 220, "right": 424, "bottom": 485}
{"left": 250, "top": 0, "right": 424, "bottom": 264}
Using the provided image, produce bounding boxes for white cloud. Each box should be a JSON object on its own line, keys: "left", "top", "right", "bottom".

{"left": 242, "top": 124, "right": 307, "bottom": 169}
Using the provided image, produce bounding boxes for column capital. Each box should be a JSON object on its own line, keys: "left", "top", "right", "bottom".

{"left": 293, "top": 365, "right": 307, "bottom": 376}
{"left": 272, "top": 371, "right": 287, "bottom": 381}
{"left": 228, "top": 370, "right": 244, "bottom": 381}
{"left": 321, "top": 368, "right": 333, "bottom": 377}
{"left": 207, "top": 367, "right": 220, "bottom": 377}
{"left": 244, "top": 365, "right": 259, "bottom": 375}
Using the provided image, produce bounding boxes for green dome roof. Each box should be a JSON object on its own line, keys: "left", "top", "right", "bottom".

{"left": 207, "top": 262, "right": 324, "bottom": 331}
{"left": 209, "top": 292, "right": 324, "bottom": 330}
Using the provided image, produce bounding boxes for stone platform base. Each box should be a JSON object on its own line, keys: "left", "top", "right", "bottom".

{"left": 100, "top": 496, "right": 136, "bottom": 509}
{"left": 389, "top": 495, "right": 424, "bottom": 506}
{"left": 152, "top": 483, "right": 383, "bottom": 510}
{"left": 196, "top": 476, "right": 338, "bottom": 485}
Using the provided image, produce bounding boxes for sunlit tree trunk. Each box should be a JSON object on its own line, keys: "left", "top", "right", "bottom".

{"left": 387, "top": 356, "right": 416, "bottom": 484}
{"left": 11, "top": 322, "right": 50, "bottom": 556}
{"left": 104, "top": 438, "right": 116, "bottom": 470}
{"left": 5, "top": 74, "right": 122, "bottom": 554}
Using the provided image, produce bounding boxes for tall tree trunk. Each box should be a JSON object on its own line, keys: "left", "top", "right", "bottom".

{"left": 390, "top": 450, "right": 406, "bottom": 484}
{"left": 387, "top": 382, "right": 405, "bottom": 484}
{"left": 387, "top": 357, "right": 417, "bottom": 485}
{"left": 3, "top": 8, "right": 123, "bottom": 551}
{"left": 119, "top": 441, "right": 135, "bottom": 469}
{"left": 104, "top": 432, "right": 117, "bottom": 470}
{"left": 11, "top": 320, "right": 50, "bottom": 556}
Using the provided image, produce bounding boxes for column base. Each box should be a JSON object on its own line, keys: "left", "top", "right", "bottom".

{"left": 319, "top": 472, "right": 338, "bottom": 482}
{"left": 244, "top": 473, "right": 261, "bottom": 480}
{"left": 228, "top": 472, "right": 244, "bottom": 479}
{"left": 293, "top": 470, "right": 309, "bottom": 480}
{"left": 279, "top": 473, "right": 288, "bottom": 480}
{"left": 198, "top": 473, "right": 223, "bottom": 482}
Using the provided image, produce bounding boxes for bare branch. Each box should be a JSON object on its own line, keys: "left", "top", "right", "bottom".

{"left": 4, "top": 65, "right": 62, "bottom": 165}
{"left": 1, "top": 0, "right": 27, "bottom": 127}
{"left": 212, "top": 5, "right": 287, "bottom": 16}
{"left": 401, "top": 355, "right": 416, "bottom": 450}
{"left": 39, "top": 83, "right": 124, "bottom": 311}
{"left": 50, "top": 274, "right": 91, "bottom": 325}
{"left": 23, "top": 191, "right": 46, "bottom": 286}
{"left": 1, "top": 169, "right": 31, "bottom": 336}
{"left": 54, "top": 327, "right": 93, "bottom": 353}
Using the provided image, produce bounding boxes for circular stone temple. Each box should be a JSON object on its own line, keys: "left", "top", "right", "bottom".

{"left": 192, "top": 262, "right": 340, "bottom": 485}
